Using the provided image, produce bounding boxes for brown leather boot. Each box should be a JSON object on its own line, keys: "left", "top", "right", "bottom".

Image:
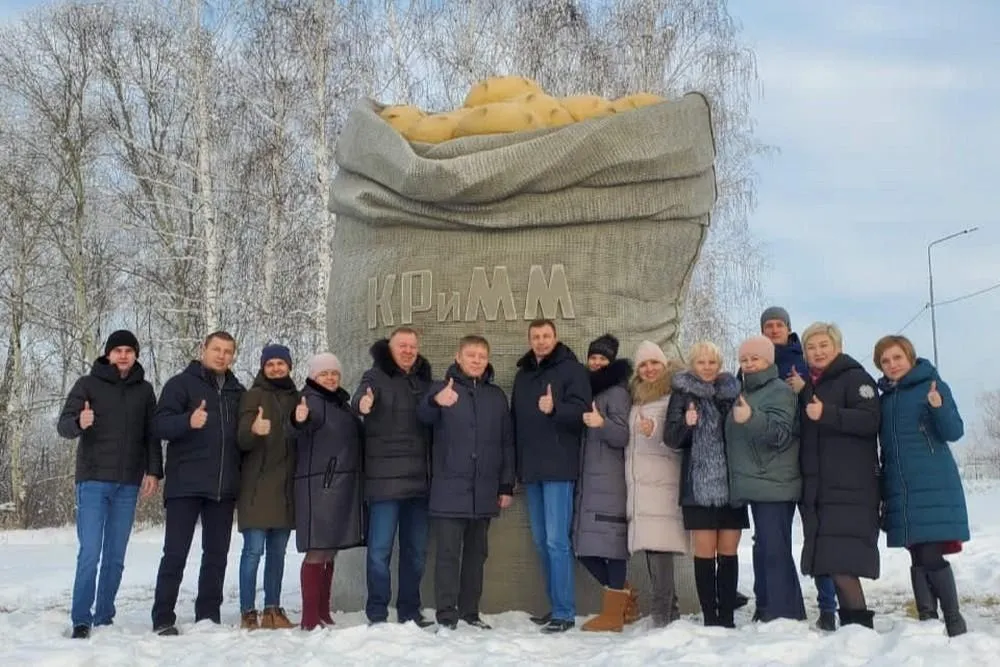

{"left": 240, "top": 610, "right": 259, "bottom": 631}
{"left": 581, "top": 588, "right": 629, "bottom": 633}
{"left": 623, "top": 582, "right": 640, "bottom": 625}
{"left": 260, "top": 607, "right": 295, "bottom": 630}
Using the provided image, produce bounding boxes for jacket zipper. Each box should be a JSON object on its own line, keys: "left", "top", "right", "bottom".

{"left": 471, "top": 378, "right": 478, "bottom": 517}
{"left": 217, "top": 383, "right": 225, "bottom": 502}
{"left": 919, "top": 423, "right": 935, "bottom": 453}
{"left": 119, "top": 384, "right": 127, "bottom": 484}
{"left": 890, "top": 391, "right": 908, "bottom": 545}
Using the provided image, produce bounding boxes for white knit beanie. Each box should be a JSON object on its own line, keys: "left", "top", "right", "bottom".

{"left": 307, "top": 353, "right": 342, "bottom": 380}
{"left": 634, "top": 340, "right": 668, "bottom": 367}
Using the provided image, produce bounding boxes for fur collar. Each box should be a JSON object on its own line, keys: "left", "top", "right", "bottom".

{"left": 305, "top": 378, "right": 350, "bottom": 405}
{"left": 369, "top": 338, "right": 432, "bottom": 381}
{"left": 590, "top": 358, "right": 632, "bottom": 396}
{"left": 673, "top": 370, "right": 740, "bottom": 400}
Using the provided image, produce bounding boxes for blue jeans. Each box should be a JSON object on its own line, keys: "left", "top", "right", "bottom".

{"left": 524, "top": 481, "right": 576, "bottom": 621}
{"left": 71, "top": 481, "right": 139, "bottom": 627}
{"left": 365, "top": 497, "right": 428, "bottom": 623}
{"left": 815, "top": 575, "right": 837, "bottom": 613}
{"left": 239, "top": 528, "right": 291, "bottom": 612}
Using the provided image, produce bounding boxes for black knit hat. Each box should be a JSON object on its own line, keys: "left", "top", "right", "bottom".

{"left": 105, "top": 330, "right": 140, "bottom": 356}
{"left": 587, "top": 334, "right": 619, "bottom": 362}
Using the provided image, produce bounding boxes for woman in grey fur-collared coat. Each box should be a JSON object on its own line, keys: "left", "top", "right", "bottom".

{"left": 664, "top": 341, "right": 747, "bottom": 628}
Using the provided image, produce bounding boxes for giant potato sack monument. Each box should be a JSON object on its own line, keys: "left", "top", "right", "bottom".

{"left": 326, "top": 77, "right": 717, "bottom": 618}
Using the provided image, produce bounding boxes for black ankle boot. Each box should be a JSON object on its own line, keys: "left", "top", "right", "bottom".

{"left": 910, "top": 566, "right": 939, "bottom": 620}
{"left": 694, "top": 557, "right": 719, "bottom": 626}
{"left": 926, "top": 565, "right": 967, "bottom": 637}
{"left": 715, "top": 555, "right": 739, "bottom": 629}
{"left": 838, "top": 608, "right": 874, "bottom": 629}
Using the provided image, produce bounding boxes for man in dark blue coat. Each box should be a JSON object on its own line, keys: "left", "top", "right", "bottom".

{"left": 760, "top": 306, "right": 837, "bottom": 631}
{"left": 417, "top": 335, "right": 515, "bottom": 630}
{"left": 150, "top": 331, "right": 245, "bottom": 635}
{"left": 511, "top": 319, "right": 591, "bottom": 633}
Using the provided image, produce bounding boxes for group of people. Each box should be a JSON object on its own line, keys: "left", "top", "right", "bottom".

{"left": 57, "top": 305, "right": 971, "bottom": 640}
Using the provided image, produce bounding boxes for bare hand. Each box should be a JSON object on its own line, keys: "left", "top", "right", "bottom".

{"left": 79, "top": 400, "right": 94, "bottom": 430}
{"left": 498, "top": 494, "right": 513, "bottom": 509}
{"left": 786, "top": 367, "right": 805, "bottom": 394}
{"left": 295, "top": 397, "right": 310, "bottom": 423}
{"left": 732, "top": 394, "right": 752, "bottom": 425}
{"left": 190, "top": 400, "right": 208, "bottom": 429}
{"left": 684, "top": 402, "right": 698, "bottom": 427}
{"left": 359, "top": 387, "right": 375, "bottom": 415}
{"left": 582, "top": 401, "right": 604, "bottom": 428}
{"left": 435, "top": 378, "right": 459, "bottom": 407}
{"left": 927, "top": 381, "right": 943, "bottom": 409}
{"left": 538, "top": 384, "right": 554, "bottom": 415}
{"left": 140, "top": 474, "right": 159, "bottom": 500}
{"left": 637, "top": 413, "right": 655, "bottom": 438}
{"left": 806, "top": 394, "right": 824, "bottom": 421}
{"left": 251, "top": 406, "right": 271, "bottom": 436}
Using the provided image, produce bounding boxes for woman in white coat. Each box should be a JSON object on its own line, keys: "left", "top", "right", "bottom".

{"left": 625, "top": 341, "right": 689, "bottom": 627}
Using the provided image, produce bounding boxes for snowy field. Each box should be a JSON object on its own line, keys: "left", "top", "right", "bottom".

{"left": 2, "top": 481, "right": 999, "bottom": 665}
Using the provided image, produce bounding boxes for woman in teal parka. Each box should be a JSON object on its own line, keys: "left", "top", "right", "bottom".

{"left": 875, "top": 335, "right": 968, "bottom": 637}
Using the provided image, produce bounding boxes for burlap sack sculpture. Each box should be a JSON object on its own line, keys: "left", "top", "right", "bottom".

{"left": 328, "top": 92, "right": 717, "bottom": 616}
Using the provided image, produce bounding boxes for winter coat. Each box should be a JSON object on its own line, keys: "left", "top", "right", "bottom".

{"left": 57, "top": 358, "right": 163, "bottom": 485}
{"left": 416, "top": 364, "right": 515, "bottom": 519}
{"left": 878, "top": 358, "right": 969, "bottom": 548}
{"left": 293, "top": 380, "right": 365, "bottom": 552}
{"left": 725, "top": 364, "right": 802, "bottom": 504}
{"left": 774, "top": 333, "right": 808, "bottom": 381}
{"left": 236, "top": 373, "right": 298, "bottom": 531}
{"left": 626, "top": 390, "right": 688, "bottom": 555}
{"left": 511, "top": 342, "right": 591, "bottom": 483}
{"left": 154, "top": 361, "right": 245, "bottom": 501}
{"left": 572, "top": 360, "right": 632, "bottom": 560}
{"left": 351, "top": 339, "right": 432, "bottom": 502}
{"left": 664, "top": 371, "right": 741, "bottom": 508}
{"left": 799, "top": 353, "right": 881, "bottom": 579}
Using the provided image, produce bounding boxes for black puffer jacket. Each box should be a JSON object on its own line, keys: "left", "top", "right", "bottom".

{"left": 154, "top": 361, "right": 246, "bottom": 501}
{"left": 351, "top": 339, "right": 432, "bottom": 502}
{"left": 57, "top": 358, "right": 162, "bottom": 485}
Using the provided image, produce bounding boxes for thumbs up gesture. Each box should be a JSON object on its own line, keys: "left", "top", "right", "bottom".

{"left": 637, "top": 411, "right": 655, "bottom": 438}
{"left": 251, "top": 405, "right": 272, "bottom": 436}
{"left": 927, "top": 381, "right": 943, "bottom": 409}
{"left": 684, "top": 402, "right": 699, "bottom": 427}
{"left": 79, "top": 400, "right": 95, "bottom": 430}
{"left": 295, "top": 396, "right": 310, "bottom": 423}
{"left": 733, "top": 394, "right": 752, "bottom": 424}
{"left": 806, "top": 394, "right": 824, "bottom": 421}
{"left": 435, "top": 378, "right": 459, "bottom": 407}
{"left": 190, "top": 399, "right": 208, "bottom": 429}
{"left": 359, "top": 387, "right": 375, "bottom": 415}
{"left": 538, "top": 384, "right": 554, "bottom": 415}
{"left": 582, "top": 401, "right": 604, "bottom": 428}
{"left": 786, "top": 366, "right": 805, "bottom": 394}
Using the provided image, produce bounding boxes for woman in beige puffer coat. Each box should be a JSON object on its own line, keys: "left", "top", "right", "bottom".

{"left": 625, "top": 341, "right": 689, "bottom": 627}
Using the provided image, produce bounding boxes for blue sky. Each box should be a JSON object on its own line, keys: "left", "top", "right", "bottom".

{"left": 3, "top": 0, "right": 998, "bottom": 435}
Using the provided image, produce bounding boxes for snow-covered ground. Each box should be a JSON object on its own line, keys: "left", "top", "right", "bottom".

{"left": 2, "top": 481, "right": 999, "bottom": 665}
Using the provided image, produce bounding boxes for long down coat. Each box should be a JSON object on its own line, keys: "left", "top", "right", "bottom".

{"left": 878, "top": 358, "right": 969, "bottom": 548}
{"left": 572, "top": 359, "right": 632, "bottom": 560}
{"left": 799, "top": 353, "right": 881, "bottom": 579}
{"left": 293, "top": 379, "right": 365, "bottom": 553}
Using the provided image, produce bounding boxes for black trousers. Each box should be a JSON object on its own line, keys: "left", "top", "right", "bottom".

{"left": 151, "top": 497, "right": 235, "bottom": 628}
{"left": 433, "top": 517, "right": 490, "bottom": 624}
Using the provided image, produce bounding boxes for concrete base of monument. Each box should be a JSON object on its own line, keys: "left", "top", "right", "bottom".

{"left": 329, "top": 492, "right": 700, "bottom": 618}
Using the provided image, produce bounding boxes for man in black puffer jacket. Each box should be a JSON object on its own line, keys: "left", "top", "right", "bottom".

{"left": 57, "top": 330, "right": 162, "bottom": 639}
{"left": 351, "top": 327, "right": 433, "bottom": 627}
{"left": 511, "top": 319, "right": 591, "bottom": 633}
{"left": 150, "top": 331, "right": 245, "bottom": 635}
{"left": 417, "top": 335, "right": 515, "bottom": 630}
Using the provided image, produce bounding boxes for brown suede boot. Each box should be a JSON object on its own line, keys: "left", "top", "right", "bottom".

{"left": 623, "top": 583, "right": 640, "bottom": 625}
{"left": 240, "top": 610, "right": 259, "bottom": 631}
{"left": 582, "top": 588, "right": 629, "bottom": 633}
{"left": 260, "top": 607, "right": 295, "bottom": 630}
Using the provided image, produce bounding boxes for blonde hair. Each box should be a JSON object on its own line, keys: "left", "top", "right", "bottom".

{"left": 801, "top": 322, "right": 843, "bottom": 350}
{"left": 686, "top": 341, "right": 723, "bottom": 368}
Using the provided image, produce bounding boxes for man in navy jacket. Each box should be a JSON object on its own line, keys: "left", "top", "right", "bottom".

{"left": 150, "top": 331, "right": 245, "bottom": 635}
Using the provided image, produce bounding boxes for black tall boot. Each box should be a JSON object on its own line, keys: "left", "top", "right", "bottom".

{"left": 926, "top": 565, "right": 967, "bottom": 637}
{"left": 715, "top": 555, "right": 739, "bottom": 629}
{"left": 910, "top": 566, "right": 939, "bottom": 620}
{"left": 693, "top": 557, "right": 719, "bottom": 626}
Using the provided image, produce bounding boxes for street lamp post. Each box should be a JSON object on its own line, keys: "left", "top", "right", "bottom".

{"left": 927, "top": 227, "right": 979, "bottom": 368}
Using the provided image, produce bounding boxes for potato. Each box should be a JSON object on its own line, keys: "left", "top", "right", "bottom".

{"left": 379, "top": 104, "right": 425, "bottom": 133}
{"left": 454, "top": 102, "right": 544, "bottom": 137}
{"left": 610, "top": 92, "right": 667, "bottom": 113}
{"left": 560, "top": 95, "right": 615, "bottom": 122}
{"left": 464, "top": 76, "right": 543, "bottom": 108}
